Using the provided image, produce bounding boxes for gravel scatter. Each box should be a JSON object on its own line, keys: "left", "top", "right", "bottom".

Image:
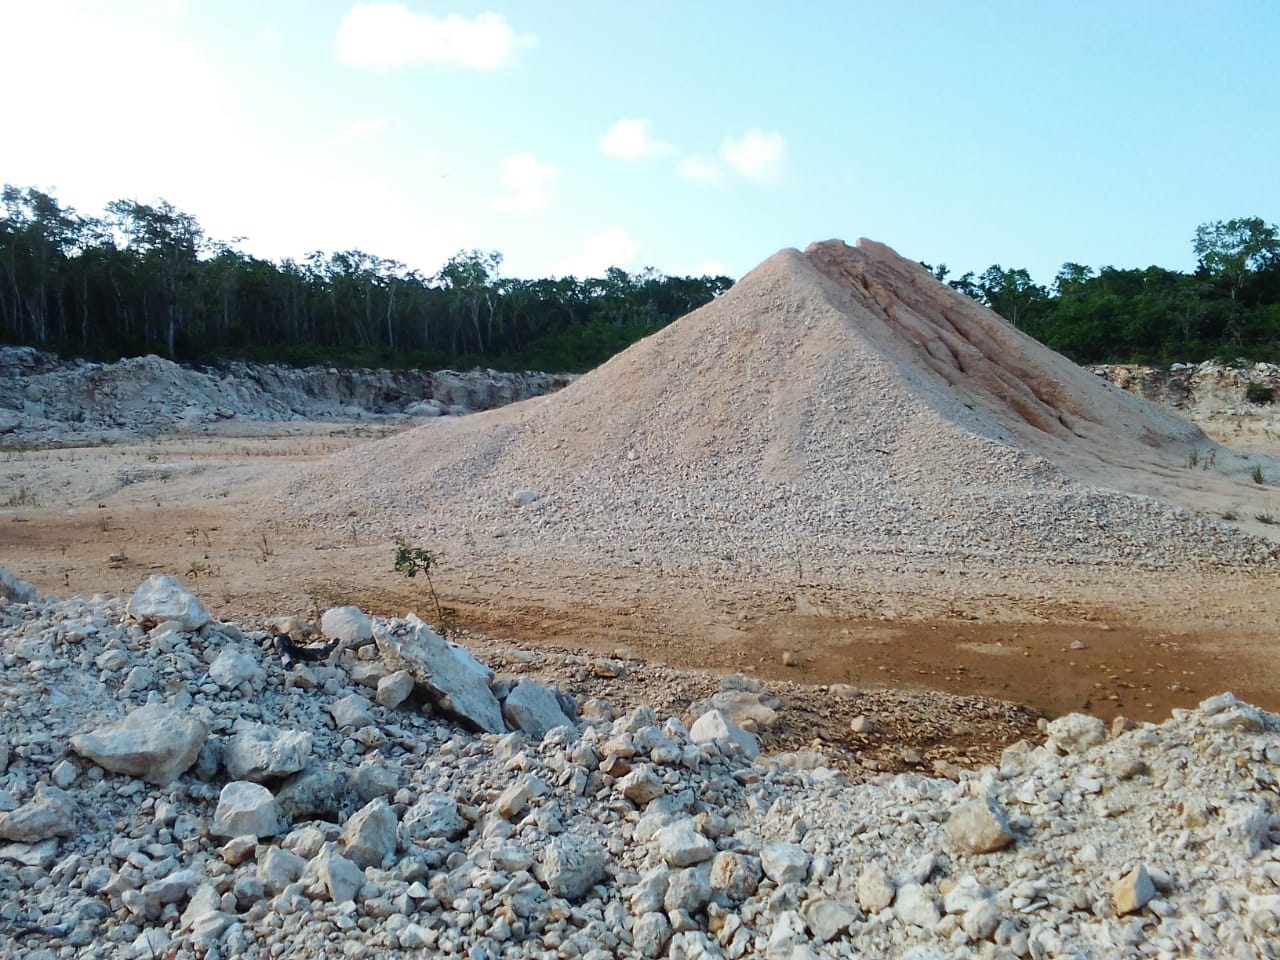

{"left": 1, "top": 575, "right": 1278, "bottom": 959}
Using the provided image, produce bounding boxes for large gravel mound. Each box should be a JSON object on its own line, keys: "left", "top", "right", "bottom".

{"left": 281, "top": 239, "right": 1278, "bottom": 573}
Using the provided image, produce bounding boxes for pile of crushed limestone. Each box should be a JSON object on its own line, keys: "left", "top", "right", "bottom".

{"left": 281, "top": 239, "right": 1280, "bottom": 574}
{"left": 1, "top": 569, "right": 1277, "bottom": 960}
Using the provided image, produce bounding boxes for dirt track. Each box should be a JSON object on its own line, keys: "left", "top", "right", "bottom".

{"left": 3, "top": 422, "right": 1278, "bottom": 741}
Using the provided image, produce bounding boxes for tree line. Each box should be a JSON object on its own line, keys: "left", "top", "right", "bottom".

{"left": 924, "top": 216, "right": 1280, "bottom": 364}
{"left": 3, "top": 184, "right": 1278, "bottom": 371}
{"left": 0, "top": 186, "right": 733, "bottom": 372}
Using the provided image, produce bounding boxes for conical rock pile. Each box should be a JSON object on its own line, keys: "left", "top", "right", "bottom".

{"left": 283, "top": 240, "right": 1277, "bottom": 574}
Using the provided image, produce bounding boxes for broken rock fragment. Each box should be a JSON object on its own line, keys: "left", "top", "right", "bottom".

{"left": 374, "top": 615, "right": 505, "bottom": 734}
{"left": 213, "top": 781, "right": 285, "bottom": 839}
{"left": 125, "top": 574, "right": 211, "bottom": 631}
{"left": 501, "top": 678, "right": 576, "bottom": 740}
{"left": 223, "top": 721, "right": 312, "bottom": 782}
{"left": 70, "top": 702, "right": 208, "bottom": 786}
{"left": 946, "top": 797, "right": 1015, "bottom": 854}
{"left": 0, "top": 785, "right": 77, "bottom": 842}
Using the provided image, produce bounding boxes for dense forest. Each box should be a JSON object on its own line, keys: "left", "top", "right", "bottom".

{"left": 922, "top": 216, "right": 1280, "bottom": 364}
{"left": 2, "top": 185, "right": 1278, "bottom": 371}
{"left": 0, "top": 186, "right": 732, "bottom": 372}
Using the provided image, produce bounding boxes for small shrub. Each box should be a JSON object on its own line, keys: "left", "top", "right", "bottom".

{"left": 1221, "top": 508, "right": 1240, "bottom": 521}
{"left": 1246, "top": 382, "right": 1275, "bottom": 405}
{"left": 1255, "top": 512, "right": 1277, "bottom": 525}
{"left": 1187, "top": 449, "right": 1200, "bottom": 469}
{"left": 394, "top": 536, "right": 460, "bottom": 640}
{"left": 1252, "top": 465, "right": 1266, "bottom": 485}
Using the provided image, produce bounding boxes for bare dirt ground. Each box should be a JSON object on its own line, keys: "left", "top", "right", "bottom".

{"left": 4, "top": 417, "right": 1279, "bottom": 775}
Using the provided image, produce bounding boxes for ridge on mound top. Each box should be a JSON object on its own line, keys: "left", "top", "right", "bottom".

{"left": 283, "top": 239, "right": 1279, "bottom": 575}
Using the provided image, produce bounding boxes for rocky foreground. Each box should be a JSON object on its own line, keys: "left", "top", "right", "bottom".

{"left": 0, "top": 570, "right": 1277, "bottom": 960}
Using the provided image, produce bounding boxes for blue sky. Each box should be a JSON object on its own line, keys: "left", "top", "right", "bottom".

{"left": 2, "top": 0, "right": 1276, "bottom": 285}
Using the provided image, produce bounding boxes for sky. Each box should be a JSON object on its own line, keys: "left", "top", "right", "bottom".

{"left": 2, "top": 0, "right": 1277, "bottom": 286}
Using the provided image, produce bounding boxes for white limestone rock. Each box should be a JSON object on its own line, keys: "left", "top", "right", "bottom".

{"left": 857, "top": 862, "right": 896, "bottom": 913}
{"left": 632, "top": 911, "right": 672, "bottom": 958}
{"left": 689, "top": 709, "right": 760, "bottom": 759}
{"left": 943, "top": 875, "right": 1000, "bottom": 940}
{"left": 223, "top": 721, "right": 312, "bottom": 782}
{"left": 1113, "top": 864, "right": 1156, "bottom": 915}
{"left": 709, "top": 851, "right": 762, "bottom": 902}
{"left": 374, "top": 616, "right": 505, "bottom": 734}
{"left": 618, "top": 766, "right": 665, "bottom": 805}
{"left": 0, "top": 567, "right": 37, "bottom": 603}
{"left": 656, "top": 817, "right": 714, "bottom": 867}
{"left": 401, "top": 792, "right": 467, "bottom": 842}
{"left": 312, "top": 842, "right": 365, "bottom": 904}
{"left": 125, "top": 574, "right": 211, "bottom": 630}
{"left": 895, "top": 882, "right": 941, "bottom": 928}
{"left": 539, "top": 834, "right": 606, "bottom": 901}
{"left": 803, "top": 896, "right": 860, "bottom": 944}
{"left": 501, "top": 678, "right": 575, "bottom": 740}
{"left": 320, "top": 605, "right": 373, "bottom": 644}
{"left": 760, "top": 841, "right": 810, "bottom": 885}
{"left": 70, "top": 702, "right": 208, "bottom": 785}
{"left": 375, "top": 670, "right": 416, "bottom": 709}
{"left": 329, "top": 694, "right": 375, "bottom": 730}
{"left": 341, "top": 797, "right": 398, "bottom": 869}
{"left": 0, "top": 785, "right": 77, "bottom": 841}
{"left": 209, "top": 648, "right": 262, "bottom": 689}
{"left": 1046, "top": 713, "right": 1108, "bottom": 754}
{"left": 947, "top": 797, "right": 1015, "bottom": 854}
{"left": 212, "top": 781, "right": 285, "bottom": 839}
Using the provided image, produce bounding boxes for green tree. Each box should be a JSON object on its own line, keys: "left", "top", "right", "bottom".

{"left": 1193, "top": 217, "right": 1280, "bottom": 304}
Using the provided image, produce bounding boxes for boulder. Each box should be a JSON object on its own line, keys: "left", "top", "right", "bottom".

{"left": 1113, "top": 864, "right": 1156, "bottom": 915}
{"left": 320, "top": 606, "right": 373, "bottom": 644}
{"left": 223, "top": 721, "right": 312, "bottom": 782}
{"left": 70, "top": 703, "right": 208, "bottom": 785}
{"left": 946, "top": 798, "right": 1015, "bottom": 854}
{"left": 1046, "top": 713, "right": 1108, "bottom": 755}
{"left": 125, "top": 574, "right": 211, "bottom": 630}
{"left": 375, "top": 670, "right": 416, "bottom": 709}
{"left": 401, "top": 792, "right": 466, "bottom": 841}
{"left": 0, "top": 786, "right": 77, "bottom": 842}
{"left": 896, "top": 883, "right": 941, "bottom": 927}
{"left": 856, "top": 863, "right": 895, "bottom": 913}
{"left": 689, "top": 709, "right": 760, "bottom": 759}
{"left": 803, "top": 897, "right": 860, "bottom": 944}
{"left": 374, "top": 616, "right": 505, "bottom": 734}
{"left": 212, "top": 781, "right": 285, "bottom": 839}
{"left": 709, "top": 851, "right": 762, "bottom": 901}
{"left": 633, "top": 911, "right": 672, "bottom": 959}
{"left": 257, "top": 845, "right": 307, "bottom": 895}
{"left": 655, "top": 817, "right": 714, "bottom": 867}
{"left": 0, "top": 567, "right": 37, "bottom": 604}
{"left": 539, "top": 834, "right": 606, "bottom": 901}
{"left": 312, "top": 842, "right": 364, "bottom": 904}
{"left": 341, "top": 798, "right": 398, "bottom": 869}
{"left": 209, "top": 648, "right": 261, "bottom": 689}
{"left": 760, "top": 841, "right": 810, "bottom": 885}
{"left": 275, "top": 765, "right": 355, "bottom": 821}
{"left": 501, "top": 679, "right": 575, "bottom": 740}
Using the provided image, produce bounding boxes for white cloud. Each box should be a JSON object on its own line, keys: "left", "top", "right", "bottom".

{"left": 721, "top": 128, "right": 787, "bottom": 184}
{"left": 328, "top": 115, "right": 388, "bottom": 147}
{"left": 553, "top": 228, "right": 641, "bottom": 278}
{"left": 491, "top": 153, "right": 558, "bottom": 213}
{"left": 600, "top": 118, "right": 675, "bottom": 161}
{"left": 677, "top": 156, "right": 724, "bottom": 184}
{"left": 336, "top": 3, "right": 534, "bottom": 70}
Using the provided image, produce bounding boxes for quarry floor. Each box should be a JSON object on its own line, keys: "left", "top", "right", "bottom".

{"left": 2, "top": 414, "right": 1278, "bottom": 759}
